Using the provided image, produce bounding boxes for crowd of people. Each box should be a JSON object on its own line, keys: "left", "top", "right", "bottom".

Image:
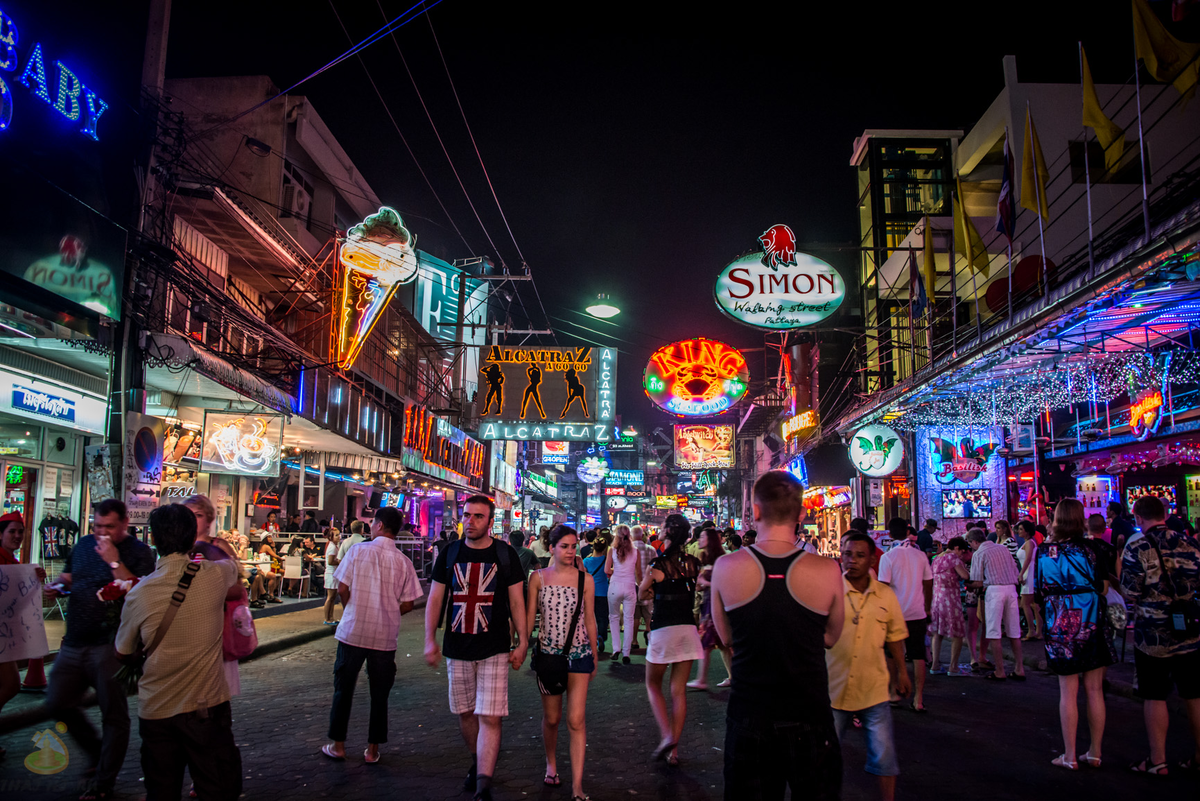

{"left": 2, "top": 472, "right": 1199, "bottom": 800}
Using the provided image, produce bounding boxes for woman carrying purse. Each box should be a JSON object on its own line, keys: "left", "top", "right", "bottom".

{"left": 526, "top": 526, "right": 598, "bottom": 801}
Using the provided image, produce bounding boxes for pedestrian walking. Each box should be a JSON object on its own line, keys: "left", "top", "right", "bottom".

{"left": 631, "top": 525, "right": 655, "bottom": 647}
{"left": 1036, "top": 498, "right": 1115, "bottom": 770}
{"left": 184, "top": 494, "right": 246, "bottom": 697}
{"left": 526, "top": 526, "right": 598, "bottom": 800}
{"left": 581, "top": 532, "right": 610, "bottom": 651}
{"left": 510, "top": 530, "right": 539, "bottom": 578}
{"left": 829, "top": 532, "right": 909, "bottom": 801}
{"left": 689, "top": 526, "right": 731, "bottom": 690}
{"left": 321, "top": 507, "right": 422, "bottom": 763}
{"left": 323, "top": 529, "right": 342, "bottom": 624}
{"left": 338, "top": 519, "right": 368, "bottom": 561}
{"left": 114, "top": 504, "right": 241, "bottom": 801}
{"left": 711, "top": 471, "right": 844, "bottom": 800}
{"left": 966, "top": 528, "right": 1027, "bottom": 680}
{"left": 1121, "top": 495, "right": 1200, "bottom": 776}
{"left": 929, "top": 537, "right": 970, "bottom": 676}
{"left": 638, "top": 514, "right": 703, "bottom": 765}
{"left": 878, "top": 518, "right": 933, "bottom": 711}
{"left": 425, "top": 495, "right": 528, "bottom": 801}
{"left": 532, "top": 526, "right": 553, "bottom": 567}
{"left": 607, "top": 523, "right": 642, "bottom": 663}
{"left": 41, "top": 499, "right": 154, "bottom": 801}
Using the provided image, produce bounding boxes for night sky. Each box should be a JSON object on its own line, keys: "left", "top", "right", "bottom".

{"left": 163, "top": 0, "right": 1180, "bottom": 435}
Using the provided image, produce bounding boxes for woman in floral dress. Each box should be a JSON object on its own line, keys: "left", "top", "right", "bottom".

{"left": 929, "top": 537, "right": 970, "bottom": 675}
{"left": 1036, "top": 498, "right": 1114, "bottom": 771}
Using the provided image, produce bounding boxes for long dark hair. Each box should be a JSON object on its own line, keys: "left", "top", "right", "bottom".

{"left": 548, "top": 525, "right": 578, "bottom": 548}
{"left": 661, "top": 514, "right": 690, "bottom": 559}
{"left": 700, "top": 527, "right": 725, "bottom": 566}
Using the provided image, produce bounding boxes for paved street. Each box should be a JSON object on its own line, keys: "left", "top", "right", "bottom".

{"left": 2, "top": 621, "right": 1198, "bottom": 800}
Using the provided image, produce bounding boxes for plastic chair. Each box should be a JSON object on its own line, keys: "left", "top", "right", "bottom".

{"left": 282, "top": 554, "right": 309, "bottom": 598}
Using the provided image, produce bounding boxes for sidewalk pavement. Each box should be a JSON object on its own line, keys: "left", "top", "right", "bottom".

{"left": 0, "top": 589, "right": 429, "bottom": 735}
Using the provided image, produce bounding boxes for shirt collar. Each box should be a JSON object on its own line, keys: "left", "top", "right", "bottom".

{"left": 843, "top": 575, "right": 878, "bottom": 598}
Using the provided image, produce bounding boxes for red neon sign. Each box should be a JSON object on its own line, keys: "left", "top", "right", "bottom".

{"left": 1130, "top": 390, "right": 1165, "bottom": 441}
{"left": 643, "top": 338, "right": 750, "bottom": 417}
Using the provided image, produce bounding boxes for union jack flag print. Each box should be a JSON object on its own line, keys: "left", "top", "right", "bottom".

{"left": 451, "top": 562, "right": 497, "bottom": 634}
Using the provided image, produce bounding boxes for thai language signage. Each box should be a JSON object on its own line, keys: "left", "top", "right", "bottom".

{"left": 0, "top": 370, "right": 105, "bottom": 434}
{"left": 644, "top": 338, "right": 748, "bottom": 417}
{"left": 715, "top": 224, "right": 845, "bottom": 330}
{"left": 478, "top": 345, "right": 617, "bottom": 440}
{"left": 674, "top": 424, "right": 735, "bottom": 469}
{"left": 124, "top": 412, "right": 165, "bottom": 525}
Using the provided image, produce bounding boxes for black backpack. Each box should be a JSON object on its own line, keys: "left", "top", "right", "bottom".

{"left": 438, "top": 538, "right": 516, "bottom": 629}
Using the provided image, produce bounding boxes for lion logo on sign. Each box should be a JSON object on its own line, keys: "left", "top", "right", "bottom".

{"left": 759, "top": 224, "right": 798, "bottom": 271}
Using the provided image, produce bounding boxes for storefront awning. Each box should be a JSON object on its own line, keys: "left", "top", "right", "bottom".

{"left": 145, "top": 333, "right": 295, "bottom": 414}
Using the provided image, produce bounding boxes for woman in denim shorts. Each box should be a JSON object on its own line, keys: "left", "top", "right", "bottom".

{"left": 526, "top": 526, "right": 598, "bottom": 801}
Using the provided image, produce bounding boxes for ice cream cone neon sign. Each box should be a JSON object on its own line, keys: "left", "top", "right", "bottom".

{"left": 336, "top": 207, "right": 419, "bottom": 370}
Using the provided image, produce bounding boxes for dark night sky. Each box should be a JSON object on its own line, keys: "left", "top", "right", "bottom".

{"left": 163, "top": 0, "right": 1181, "bottom": 434}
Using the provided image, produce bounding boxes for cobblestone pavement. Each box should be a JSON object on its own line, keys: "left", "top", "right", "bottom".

{"left": 2, "top": 620, "right": 1199, "bottom": 800}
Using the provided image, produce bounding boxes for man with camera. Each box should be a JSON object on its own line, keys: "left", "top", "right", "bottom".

{"left": 1122, "top": 495, "right": 1200, "bottom": 776}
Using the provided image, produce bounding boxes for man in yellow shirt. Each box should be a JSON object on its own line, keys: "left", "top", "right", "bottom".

{"left": 827, "top": 532, "right": 910, "bottom": 801}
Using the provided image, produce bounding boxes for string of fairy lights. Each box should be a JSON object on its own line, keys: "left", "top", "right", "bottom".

{"left": 883, "top": 349, "right": 1200, "bottom": 432}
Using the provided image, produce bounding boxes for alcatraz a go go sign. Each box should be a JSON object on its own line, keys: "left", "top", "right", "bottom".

{"left": 849, "top": 424, "right": 904, "bottom": 478}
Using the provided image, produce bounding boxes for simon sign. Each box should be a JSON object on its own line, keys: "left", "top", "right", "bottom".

{"left": 715, "top": 224, "right": 845, "bottom": 330}
{"left": 644, "top": 338, "right": 748, "bottom": 417}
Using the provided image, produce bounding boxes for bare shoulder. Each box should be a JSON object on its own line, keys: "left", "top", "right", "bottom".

{"left": 712, "top": 549, "right": 757, "bottom": 578}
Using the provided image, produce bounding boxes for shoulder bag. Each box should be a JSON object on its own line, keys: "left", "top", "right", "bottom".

{"left": 531, "top": 570, "right": 585, "bottom": 695}
{"left": 1145, "top": 528, "right": 1200, "bottom": 639}
{"left": 114, "top": 560, "right": 201, "bottom": 693}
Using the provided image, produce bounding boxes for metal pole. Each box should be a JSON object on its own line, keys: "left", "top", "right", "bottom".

{"left": 1133, "top": 26, "right": 1153, "bottom": 243}
{"left": 1079, "top": 44, "right": 1097, "bottom": 281}
{"left": 1028, "top": 102, "right": 1051, "bottom": 303}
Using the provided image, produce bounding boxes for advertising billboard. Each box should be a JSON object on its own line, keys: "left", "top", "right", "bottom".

{"left": 200, "top": 412, "right": 284, "bottom": 478}
{"left": 542, "top": 441, "right": 570, "bottom": 464}
{"left": 674, "top": 424, "right": 735, "bottom": 469}
{"left": 478, "top": 346, "right": 617, "bottom": 441}
{"left": 644, "top": 338, "right": 748, "bottom": 417}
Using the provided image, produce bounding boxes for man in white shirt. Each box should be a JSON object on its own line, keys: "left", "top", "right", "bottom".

{"left": 337, "top": 519, "right": 368, "bottom": 562}
{"left": 321, "top": 507, "right": 422, "bottom": 763}
{"left": 877, "top": 518, "right": 933, "bottom": 712}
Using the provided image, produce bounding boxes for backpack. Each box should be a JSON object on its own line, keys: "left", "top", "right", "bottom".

{"left": 438, "top": 538, "right": 514, "bottom": 629}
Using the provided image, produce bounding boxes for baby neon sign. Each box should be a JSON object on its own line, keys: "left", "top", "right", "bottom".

{"left": 0, "top": 9, "right": 108, "bottom": 140}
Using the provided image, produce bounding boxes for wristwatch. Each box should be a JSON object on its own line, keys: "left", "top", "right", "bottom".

{"left": 108, "top": 560, "right": 120, "bottom": 570}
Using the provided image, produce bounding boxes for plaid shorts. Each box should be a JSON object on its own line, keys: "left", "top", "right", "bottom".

{"left": 447, "top": 653, "right": 510, "bottom": 717}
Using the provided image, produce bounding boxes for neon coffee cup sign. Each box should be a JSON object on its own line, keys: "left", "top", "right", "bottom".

{"left": 715, "top": 224, "right": 845, "bottom": 330}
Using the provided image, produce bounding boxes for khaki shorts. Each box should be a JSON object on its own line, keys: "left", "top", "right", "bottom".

{"left": 447, "top": 653, "right": 510, "bottom": 717}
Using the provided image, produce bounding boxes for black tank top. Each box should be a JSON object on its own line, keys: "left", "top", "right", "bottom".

{"left": 726, "top": 546, "right": 833, "bottom": 724}
{"left": 650, "top": 554, "right": 700, "bottom": 629}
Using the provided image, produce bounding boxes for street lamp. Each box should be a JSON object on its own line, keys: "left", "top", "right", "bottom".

{"left": 585, "top": 293, "right": 620, "bottom": 318}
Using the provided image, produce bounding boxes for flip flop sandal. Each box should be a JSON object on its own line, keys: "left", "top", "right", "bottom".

{"left": 1010, "top": 674, "right": 1027, "bottom": 682}
{"left": 1178, "top": 757, "right": 1199, "bottom": 773}
{"left": 652, "top": 740, "right": 678, "bottom": 761}
{"left": 665, "top": 753, "right": 679, "bottom": 766}
{"left": 544, "top": 773, "right": 561, "bottom": 786}
{"left": 983, "top": 673, "right": 1006, "bottom": 681}
{"left": 908, "top": 701, "right": 927, "bottom": 713}
{"left": 320, "top": 744, "right": 346, "bottom": 761}
{"left": 1051, "top": 755, "right": 1078, "bottom": 770}
{"left": 364, "top": 748, "right": 381, "bottom": 764}
{"left": 1081, "top": 751, "right": 1102, "bottom": 768}
{"left": 1130, "top": 758, "right": 1168, "bottom": 776}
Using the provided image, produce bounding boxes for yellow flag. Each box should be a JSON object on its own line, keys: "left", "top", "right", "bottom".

{"left": 1133, "top": 0, "right": 1200, "bottom": 103}
{"left": 954, "top": 179, "right": 990, "bottom": 278}
{"left": 1020, "top": 107, "right": 1050, "bottom": 220}
{"left": 922, "top": 215, "right": 936, "bottom": 302}
{"left": 1081, "top": 46, "right": 1125, "bottom": 171}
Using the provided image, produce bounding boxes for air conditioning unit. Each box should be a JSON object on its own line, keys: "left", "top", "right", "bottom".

{"left": 282, "top": 182, "right": 312, "bottom": 222}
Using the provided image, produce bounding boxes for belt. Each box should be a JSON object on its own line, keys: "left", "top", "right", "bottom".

{"left": 656, "top": 593, "right": 691, "bottom": 602}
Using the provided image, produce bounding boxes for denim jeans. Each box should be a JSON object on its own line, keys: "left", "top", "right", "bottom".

{"left": 833, "top": 702, "right": 900, "bottom": 776}
{"left": 593, "top": 596, "right": 610, "bottom": 648}
{"left": 328, "top": 641, "right": 397, "bottom": 743}
{"left": 724, "top": 714, "right": 841, "bottom": 800}
{"left": 45, "top": 643, "right": 130, "bottom": 789}
{"left": 139, "top": 701, "right": 242, "bottom": 801}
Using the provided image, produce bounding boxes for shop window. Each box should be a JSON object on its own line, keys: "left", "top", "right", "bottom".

{"left": 0, "top": 423, "right": 42, "bottom": 461}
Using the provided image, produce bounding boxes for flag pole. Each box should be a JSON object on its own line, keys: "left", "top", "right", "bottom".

{"left": 907, "top": 250, "right": 917, "bottom": 378}
{"left": 1133, "top": 24, "right": 1152, "bottom": 242}
{"left": 1028, "top": 101, "right": 1051, "bottom": 302}
{"left": 1079, "top": 43, "right": 1097, "bottom": 281}
{"left": 958, "top": 178, "right": 985, "bottom": 341}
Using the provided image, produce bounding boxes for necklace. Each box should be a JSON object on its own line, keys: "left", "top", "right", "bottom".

{"left": 847, "top": 589, "right": 868, "bottom": 626}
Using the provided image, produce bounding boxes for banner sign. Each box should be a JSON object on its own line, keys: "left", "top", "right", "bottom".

{"left": 715, "top": 224, "right": 846, "bottom": 330}
{"left": 124, "top": 412, "right": 166, "bottom": 525}
{"left": 402, "top": 405, "right": 486, "bottom": 490}
{"left": 0, "top": 565, "right": 50, "bottom": 662}
{"left": 541, "top": 441, "right": 570, "bottom": 464}
{"left": 478, "top": 346, "right": 617, "bottom": 440}
{"left": 606, "top": 469, "right": 644, "bottom": 486}
{"left": 674, "top": 424, "right": 735, "bottom": 469}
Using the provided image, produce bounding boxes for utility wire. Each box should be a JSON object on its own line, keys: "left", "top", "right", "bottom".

{"left": 328, "top": 0, "right": 475, "bottom": 255}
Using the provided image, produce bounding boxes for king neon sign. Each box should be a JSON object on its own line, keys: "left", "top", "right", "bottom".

{"left": 0, "top": 9, "right": 108, "bottom": 140}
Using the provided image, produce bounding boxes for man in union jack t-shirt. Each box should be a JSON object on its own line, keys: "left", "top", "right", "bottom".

{"left": 425, "top": 495, "right": 527, "bottom": 801}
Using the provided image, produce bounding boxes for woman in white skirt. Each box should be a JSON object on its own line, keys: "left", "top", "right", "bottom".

{"left": 606, "top": 524, "right": 642, "bottom": 663}
{"left": 638, "top": 514, "right": 703, "bottom": 765}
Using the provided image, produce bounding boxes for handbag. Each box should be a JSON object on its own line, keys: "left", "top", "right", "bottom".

{"left": 223, "top": 584, "right": 258, "bottom": 661}
{"left": 531, "top": 570, "right": 585, "bottom": 695}
{"left": 114, "top": 561, "right": 201, "bottom": 693}
{"left": 1146, "top": 529, "right": 1200, "bottom": 639}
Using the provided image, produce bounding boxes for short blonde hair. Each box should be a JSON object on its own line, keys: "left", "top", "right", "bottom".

{"left": 183, "top": 494, "right": 215, "bottom": 521}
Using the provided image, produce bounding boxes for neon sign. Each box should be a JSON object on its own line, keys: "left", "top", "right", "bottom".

{"left": 478, "top": 346, "right": 617, "bottom": 439}
{"left": 576, "top": 456, "right": 609, "bottom": 484}
{"left": 0, "top": 11, "right": 108, "bottom": 140}
{"left": 336, "top": 207, "right": 418, "bottom": 370}
{"left": 644, "top": 338, "right": 749, "bottom": 417}
{"left": 606, "top": 469, "right": 645, "bottom": 486}
{"left": 542, "top": 441, "right": 570, "bottom": 464}
{"left": 200, "top": 413, "right": 283, "bottom": 477}
{"left": 849, "top": 424, "right": 904, "bottom": 478}
{"left": 674, "top": 424, "right": 734, "bottom": 469}
{"left": 929, "top": 434, "right": 999, "bottom": 485}
{"left": 1130, "top": 389, "right": 1165, "bottom": 441}
{"left": 714, "top": 224, "right": 845, "bottom": 330}
{"left": 782, "top": 410, "right": 818, "bottom": 441}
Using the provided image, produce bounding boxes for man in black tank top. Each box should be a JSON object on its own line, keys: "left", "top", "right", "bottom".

{"left": 712, "top": 471, "right": 846, "bottom": 800}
